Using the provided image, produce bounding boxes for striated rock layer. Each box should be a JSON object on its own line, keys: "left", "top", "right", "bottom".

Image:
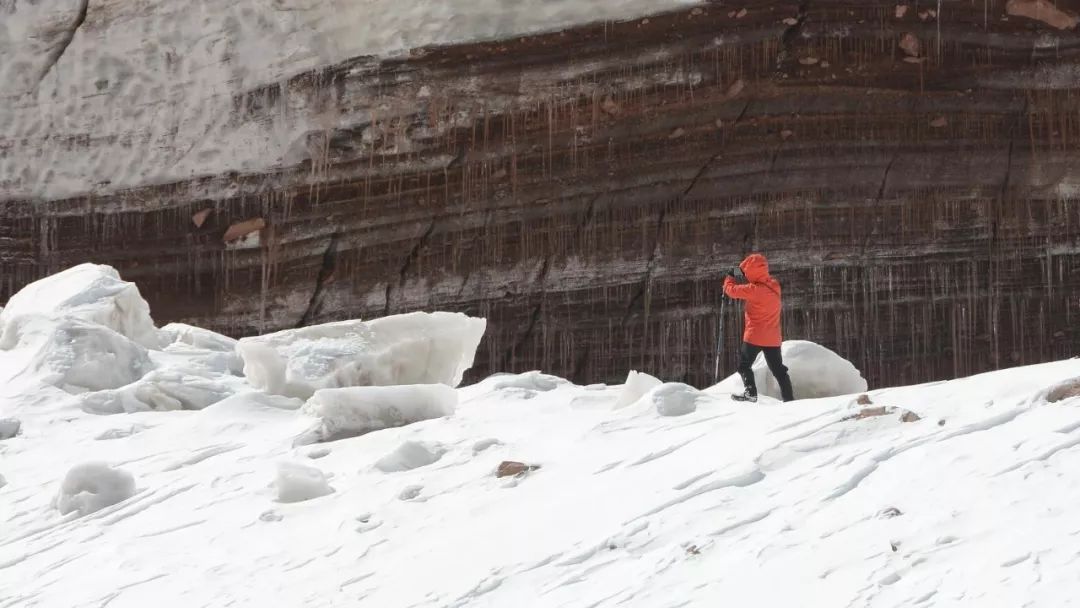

{"left": 3, "top": 1, "right": 1080, "bottom": 388}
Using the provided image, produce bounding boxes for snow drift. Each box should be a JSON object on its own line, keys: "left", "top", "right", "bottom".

{"left": 295, "top": 384, "right": 458, "bottom": 445}
{"left": 237, "top": 312, "right": 486, "bottom": 399}
{"left": 274, "top": 461, "right": 334, "bottom": 503}
{"left": 615, "top": 370, "right": 662, "bottom": 409}
{"left": 374, "top": 440, "right": 447, "bottom": 472}
{"left": 53, "top": 462, "right": 137, "bottom": 517}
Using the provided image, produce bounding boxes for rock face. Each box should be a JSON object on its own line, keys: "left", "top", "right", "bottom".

{"left": 3, "top": 2, "right": 1080, "bottom": 389}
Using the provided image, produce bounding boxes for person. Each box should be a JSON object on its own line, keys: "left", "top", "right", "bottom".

{"left": 722, "top": 253, "right": 795, "bottom": 403}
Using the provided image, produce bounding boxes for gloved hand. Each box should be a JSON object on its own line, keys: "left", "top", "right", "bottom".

{"left": 725, "top": 267, "right": 737, "bottom": 278}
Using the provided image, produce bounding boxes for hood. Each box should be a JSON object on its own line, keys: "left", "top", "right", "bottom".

{"left": 739, "top": 253, "right": 771, "bottom": 283}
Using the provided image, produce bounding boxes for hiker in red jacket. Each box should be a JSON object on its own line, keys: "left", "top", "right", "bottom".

{"left": 723, "top": 253, "right": 795, "bottom": 402}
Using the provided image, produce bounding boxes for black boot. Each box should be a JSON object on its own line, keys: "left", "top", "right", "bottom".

{"left": 731, "top": 390, "right": 758, "bottom": 403}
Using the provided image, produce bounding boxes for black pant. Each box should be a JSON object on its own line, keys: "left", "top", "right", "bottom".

{"left": 738, "top": 342, "right": 795, "bottom": 402}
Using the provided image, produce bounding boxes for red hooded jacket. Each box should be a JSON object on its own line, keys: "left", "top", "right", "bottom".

{"left": 722, "top": 253, "right": 783, "bottom": 347}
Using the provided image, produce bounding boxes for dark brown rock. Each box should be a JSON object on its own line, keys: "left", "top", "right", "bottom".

{"left": 496, "top": 461, "right": 540, "bottom": 478}
{"left": 3, "top": 3, "right": 1079, "bottom": 391}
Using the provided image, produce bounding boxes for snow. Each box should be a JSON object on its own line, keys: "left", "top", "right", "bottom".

{"left": 615, "top": 370, "right": 663, "bottom": 408}
{"left": 5, "top": 264, "right": 1080, "bottom": 607}
{"left": 295, "top": 384, "right": 458, "bottom": 445}
{"left": 1, "top": 315, "right": 153, "bottom": 394}
{"left": 78, "top": 369, "right": 237, "bottom": 414}
{"left": 0, "top": 418, "right": 19, "bottom": 440}
{"left": 710, "top": 340, "right": 869, "bottom": 400}
{"left": 274, "top": 461, "right": 334, "bottom": 503}
{"left": 53, "top": 462, "right": 137, "bottom": 517}
{"left": 1, "top": 0, "right": 705, "bottom": 201}
{"left": 374, "top": 440, "right": 447, "bottom": 473}
{"left": 0, "top": 264, "right": 159, "bottom": 349}
{"left": 651, "top": 382, "right": 699, "bottom": 417}
{"left": 237, "top": 312, "right": 486, "bottom": 399}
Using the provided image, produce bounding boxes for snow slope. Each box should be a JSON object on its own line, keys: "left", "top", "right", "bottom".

{"left": 3, "top": 269, "right": 1080, "bottom": 607}
{"left": 0, "top": 0, "right": 703, "bottom": 201}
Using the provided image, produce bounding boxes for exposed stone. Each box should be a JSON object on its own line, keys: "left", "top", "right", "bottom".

{"left": 855, "top": 406, "right": 891, "bottom": 419}
{"left": 1006, "top": 0, "right": 1079, "bottom": 30}
{"left": 496, "top": 461, "right": 540, "bottom": 478}
{"left": 724, "top": 78, "right": 746, "bottom": 100}
{"left": 600, "top": 95, "right": 620, "bottom": 116}
{"left": 192, "top": 208, "right": 212, "bottom": 228}
{"left": 856, "top": 394, "right": 873, "bottom": 406}
{"left": 899, "top": 410, "right": 921, "bottom": 423}
{"left": 1045, "top": 378, "right": 1080, "bottom": 403}
{"left": 222, "top": 218, "right": 266, "bottom": 243}
{"left": 899, "top": 33, "right": 920, "bottom": 57}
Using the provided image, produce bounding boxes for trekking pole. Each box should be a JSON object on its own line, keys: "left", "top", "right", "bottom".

{"left": 713, "top": 295, "right": 726, "bottom": 384}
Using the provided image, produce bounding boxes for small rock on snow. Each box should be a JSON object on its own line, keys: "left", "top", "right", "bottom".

{"left": 496, "top": 461, "right": 540, "bottom": 478}
{"left": 900, "top": 410, "right": 921, "bottom": 423}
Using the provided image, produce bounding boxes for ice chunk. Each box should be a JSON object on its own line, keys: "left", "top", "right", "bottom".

{"left": 295, "top": 384, "right": 457, "bottom": 445}
{"left": 492, "top": 371, "right": 562, "bottom": 392}
{"left": 653, "top": 383, "right": 699, "bottom": 417}
{"left": 375, "top": 440, "right": 447, "bottom": 472}
{"left": 275, "top": 461, "right": 333, "bottom": 503}
{"left": 79, "top": 369, "right": 235, "bottom": 414}
{"left": 159, "top": 323, "right": 238, "bottom": 353}
{"left": 711, "top": 341, "right": 867, "bottom": 400}
{"left": 0, "top": 264, "right": 159, "bottom": 349}
{"left": 158, "top": 323, "right": 244, "bottom": 375}
{"left": 54, "top": 462, "right": 137, "bottom": 516}
{"left": 0, "top": 316, "right": 152, "bottom": 393}
{"left": 237, "top": 312, "right": 486, "bottom": 399}
{"left": 0, "top": 418, "right": 20, "bottom": 440}
{"left": 615, "top": 370, "right": 663, "bottom": 409}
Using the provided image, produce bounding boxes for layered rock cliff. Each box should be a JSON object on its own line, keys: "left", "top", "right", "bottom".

{"left": 2, "top": 0, "right": 1079, "bottom": 388}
